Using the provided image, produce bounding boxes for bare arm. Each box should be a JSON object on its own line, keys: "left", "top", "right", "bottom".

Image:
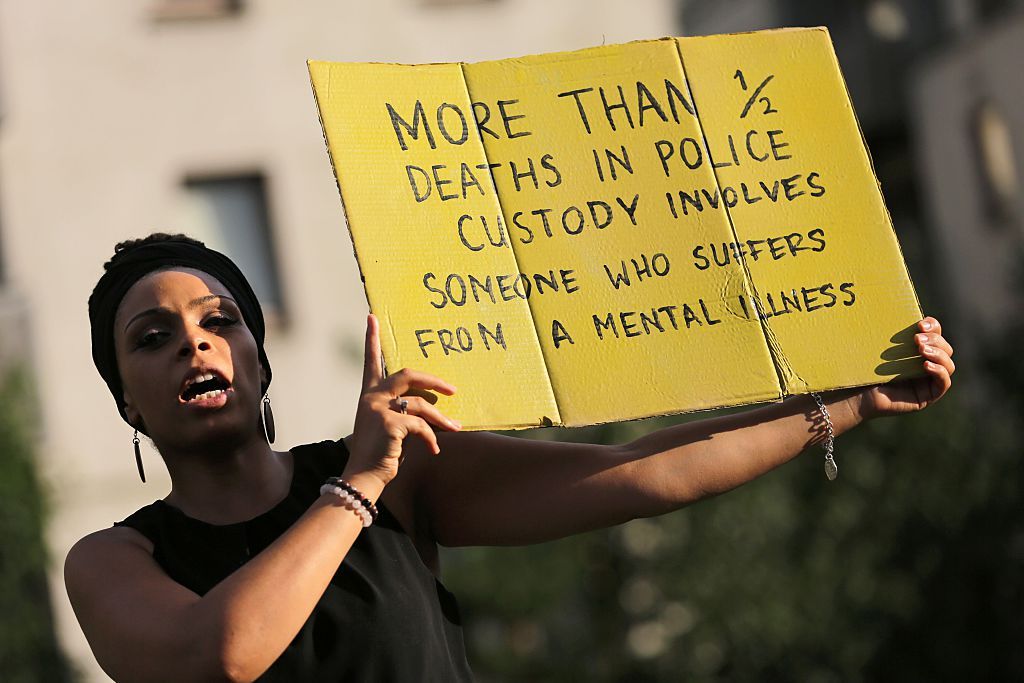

{"left": 418, "top": 390, "right": 858, "bottom": 546}
{"left": 66, "top": 490, "right": 377, "bottom": 683}
{"left": 418, "top": 317, "right": 955, "bottom": 547}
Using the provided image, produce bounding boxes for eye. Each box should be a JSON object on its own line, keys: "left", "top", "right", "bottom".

{"left": 203, "top": 313, "right": 238, "bottom": 329}
{"left": 134, "top": 329, "right": 169, "bottom": 350}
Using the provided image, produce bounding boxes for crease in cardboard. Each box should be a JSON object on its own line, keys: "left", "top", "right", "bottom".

{"left": 672, "top": 40, "right": 794, "bottom": 400}
{"left": 456, "top": 62, "right": 565, "bottom": 426}
{"left": 718, "top": 272, "right": 749, "bottom": 322}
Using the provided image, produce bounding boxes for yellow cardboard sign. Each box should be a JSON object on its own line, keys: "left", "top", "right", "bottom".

{"left": 309, "top": 28, "right": 922, "bottom": 430}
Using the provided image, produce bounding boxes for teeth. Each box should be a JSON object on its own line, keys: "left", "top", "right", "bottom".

{"left": 188, "top": 372, "right": 216, "bottom": 387}
{"left": 189, "top": 389, "right": 225, "bottom": 402}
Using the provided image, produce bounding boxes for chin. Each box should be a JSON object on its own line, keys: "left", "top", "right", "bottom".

{"left": 164, "top": 415, "right": 261, "bottom": 455}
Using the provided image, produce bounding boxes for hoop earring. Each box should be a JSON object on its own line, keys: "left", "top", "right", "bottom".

{"left": 133, "top": 429, "right": 146, "bottom": 483}
{"left": 262, "top": 395, "right": 276, "bottom": 444}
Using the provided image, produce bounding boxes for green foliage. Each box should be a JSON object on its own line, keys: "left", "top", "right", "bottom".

{"left": 0, "top": 367, "right": 74, "bottom": 682}
{"left": 444, "top": 363, "right": 1023, "bottom": 682}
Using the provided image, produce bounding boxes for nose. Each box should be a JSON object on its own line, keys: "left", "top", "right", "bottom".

{"left": 178, "top": 330, "right": 212, "bottom": 358}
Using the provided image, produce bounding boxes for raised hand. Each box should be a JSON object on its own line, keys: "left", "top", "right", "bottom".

{"left": 855, "top": 316, "right": 955, "bottom": 418}
{"left": 344, "top": 314, "right": 460, "bottom": 488}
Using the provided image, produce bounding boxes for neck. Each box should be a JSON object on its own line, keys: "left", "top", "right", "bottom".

{"left": 159, "top": 432, "right": 292, "bottom": 525}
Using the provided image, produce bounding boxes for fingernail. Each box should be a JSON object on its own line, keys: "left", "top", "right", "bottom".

{"left": 450, "top": 419, "right": 462, "bottom": 430}
{"left": 921, "top": 321, "right": 932, "bottom": 331}
{"left": 924, "top": 345, "right": 935, "bottom": 355}
{"left": 916, "top": 333, "right": 929, "bottom": 343}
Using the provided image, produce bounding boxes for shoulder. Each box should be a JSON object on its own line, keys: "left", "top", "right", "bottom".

{"left": 64, "top": 525, "right": 206, "bottom": 681}
{"left": 65, "top": 526, "right": 153, "bottom": 583}
{"left": 64, "top": 525, "right": 161, "bottom": 618}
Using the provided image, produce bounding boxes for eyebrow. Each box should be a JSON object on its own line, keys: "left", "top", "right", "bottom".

{"left": 122, "top": 295, "right": 239, "bottom": 334}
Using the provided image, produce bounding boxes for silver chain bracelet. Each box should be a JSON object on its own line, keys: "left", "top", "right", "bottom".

{"left": 810, "top": 392, "right": 837, "bottom": 480}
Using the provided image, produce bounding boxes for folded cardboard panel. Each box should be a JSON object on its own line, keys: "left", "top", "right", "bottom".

{"left": 463, "top": 40, "right": 782, "bottom": 426}
{"left": 676, "top": 30, "right": 922, "bottom": 395}
{"left": 308, "top": 61, "right": 560, "bottom": 429}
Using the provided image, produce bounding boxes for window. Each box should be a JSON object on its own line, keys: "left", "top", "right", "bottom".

{"left": 971, "top": 99, "right": 1019, "bottom": 225}
{"left": 151, "top": 0, "right": 243, "bottom": 21}
{"left": 178, "top": 174, "right": 285, "bottom": 319}
{"left": 419, "top": 0, "right": 499, "bottom": 7}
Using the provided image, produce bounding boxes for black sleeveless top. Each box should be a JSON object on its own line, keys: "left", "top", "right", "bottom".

{"left": 114, "top": 439, "right": 474, "bottom": 682}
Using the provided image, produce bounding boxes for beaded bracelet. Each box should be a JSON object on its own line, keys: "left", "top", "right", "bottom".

{"left": 320, "top": 484, "right": 373, "bottom": 527}
{"left": 321, "top": 477, "right": 379, "bottom": 526}
{"left": 325, "top": 477, "right": 380, "bottom": 522}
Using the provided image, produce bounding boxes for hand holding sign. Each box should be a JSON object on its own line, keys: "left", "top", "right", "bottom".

{"left": 855, "top": 317, "right": 956, "bottom": 418}
{"left": 344, "top": 314, "right": 460, "bottom": 489}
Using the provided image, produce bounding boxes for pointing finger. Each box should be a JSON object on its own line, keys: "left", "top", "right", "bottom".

{"left": 362, "top": 314, "right": 385, "bottom": 391}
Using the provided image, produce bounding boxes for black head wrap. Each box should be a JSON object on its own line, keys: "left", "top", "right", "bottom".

{"left": 88, "top": 233, "right": 272, "bottom": 428}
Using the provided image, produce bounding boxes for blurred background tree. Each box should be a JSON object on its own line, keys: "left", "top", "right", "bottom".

{"left": 0, "top": 368, "right": 74, "bottom": 683}
{"left": 446, "top": 327, "right": 1022, "bottom": 682}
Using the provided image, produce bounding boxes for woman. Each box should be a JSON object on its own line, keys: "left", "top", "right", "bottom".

{"left": 66, "top": 234, "right": 955, "bottom": 682}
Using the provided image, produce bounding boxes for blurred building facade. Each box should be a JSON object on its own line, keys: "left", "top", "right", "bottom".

{"left": 0, "top": 0, "right": 677, "bottom": 680}
{"left": 914, "top": 7, "right": 1024, "bottom": 364}
{"left": 684, "top": 0, "right": 1024, "bottom": 375}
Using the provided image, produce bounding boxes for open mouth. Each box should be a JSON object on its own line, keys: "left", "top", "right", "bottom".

{"left": 180, "top": 372, "right": 231, "bottom": 403}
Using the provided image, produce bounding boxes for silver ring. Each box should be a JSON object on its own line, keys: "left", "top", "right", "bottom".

{"left": 397, "top": 398, "right": 409, "bottom": 414}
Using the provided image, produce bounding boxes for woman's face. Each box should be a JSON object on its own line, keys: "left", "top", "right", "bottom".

{"left": 113, "top": 267, "right": 265, "bottom": 451}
